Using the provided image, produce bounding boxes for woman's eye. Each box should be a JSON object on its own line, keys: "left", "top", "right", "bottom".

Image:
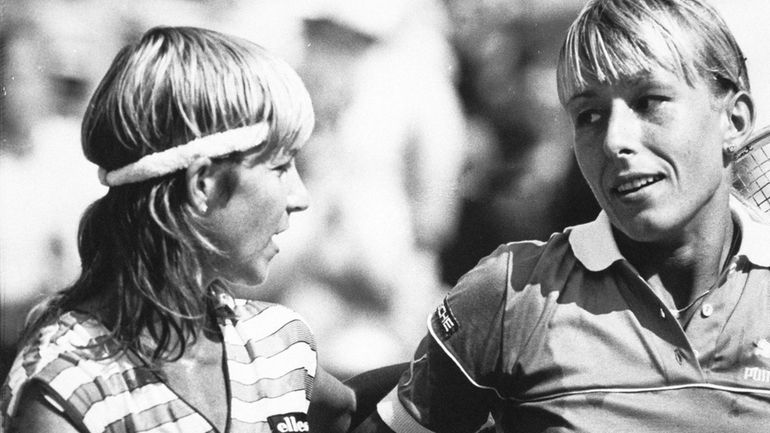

{"left": 634, "top": 95, "right": 667, "bottom": 113}
{"left": 575, "top": 110, "right": 603, "bottom": 127}
{"left": 275, "top": 161, "right": 293, "bottom": 175}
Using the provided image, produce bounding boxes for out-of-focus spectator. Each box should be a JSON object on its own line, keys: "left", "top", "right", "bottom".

{"left": 439, "top": 1, "right": 601, "bottom": 285}
{"left": 128, "top": 0, "right": 308, "bottom": 68}
{"left": 0, "top": 0, "right": 128, "bottom": 378}
{"left": 259, "top": 0, "right": 468, "bottom": 378}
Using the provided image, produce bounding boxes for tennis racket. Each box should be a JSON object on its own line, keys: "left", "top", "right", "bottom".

{"left": 732, "top": 125, "right": 770, "bottom": 214}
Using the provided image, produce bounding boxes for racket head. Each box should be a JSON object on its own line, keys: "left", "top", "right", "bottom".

{"left": 732, "top": 125, "right": 770, "bottom": 214}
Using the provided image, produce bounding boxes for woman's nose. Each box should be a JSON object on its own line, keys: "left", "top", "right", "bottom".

{"left": 287, "top": 167, "right": 309, "bottom": 213}
{"left": 603, "top": 100, "right": 641, "bottom": 158}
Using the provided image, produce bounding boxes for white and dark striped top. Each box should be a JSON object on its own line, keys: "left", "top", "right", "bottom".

{"left": 0, "top": 295, "right": 317, "bottom": 433}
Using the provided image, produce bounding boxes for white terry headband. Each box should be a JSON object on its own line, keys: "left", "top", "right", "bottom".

{"left": 98, "top": 122, "right": 269, "bottom": 186}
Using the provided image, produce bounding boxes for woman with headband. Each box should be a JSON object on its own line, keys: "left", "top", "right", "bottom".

{"left": 0, "top": 26, "right": 387, "bottom": 433}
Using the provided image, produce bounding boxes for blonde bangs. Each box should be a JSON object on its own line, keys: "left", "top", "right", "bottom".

{"left": 93, "top": 28, "right": 314, "bottom": 170}
{"left": 180, "top": 33, "right": 315, "bottom": 161}
{"left": 557, "top": 0, "right": 700, "bottom": 105}
{"left": 255, "top": 48, "right": 315, "bottom": 161}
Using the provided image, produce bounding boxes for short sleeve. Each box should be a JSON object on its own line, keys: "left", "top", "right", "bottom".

{"left": 376, "top": 335, "right": 495, "bottom": 433}
{"left": 429, "top": 244, "right": 511, "bottom": 390}
{"left": 375, "top": 246, "right": 511, "bottom": 433}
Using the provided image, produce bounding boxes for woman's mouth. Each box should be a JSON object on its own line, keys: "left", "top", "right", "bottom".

{"left": 613, "top": 175, "right": 664, "bottom": 195}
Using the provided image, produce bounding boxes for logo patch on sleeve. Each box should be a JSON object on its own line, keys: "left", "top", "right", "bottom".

{"left": 268, "top": 413, "right": 310, "bottom": 433}
{"left": 435, "top": 299, "right": 460, "bottom": 339}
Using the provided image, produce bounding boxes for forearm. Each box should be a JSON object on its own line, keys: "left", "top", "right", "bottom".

{"left": 309, "top": 367, "right": 356, "bottom": 433}
{"left": 343, "top": 362, "right": 409, "bottom": 430}
{"left": 364, "top": 337, "right": 493, "bottom": 433}
{"left": 308, "top": 362, "right": 407, "bottom": 433}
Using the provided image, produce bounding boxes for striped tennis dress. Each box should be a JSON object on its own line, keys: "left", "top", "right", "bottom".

{"left": 0, "top": 296, "right": 317, "bottom": 432}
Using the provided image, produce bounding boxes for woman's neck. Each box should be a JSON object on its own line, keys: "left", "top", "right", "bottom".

{"left": 617, "top": 203, "right": 736, "bottom": 309}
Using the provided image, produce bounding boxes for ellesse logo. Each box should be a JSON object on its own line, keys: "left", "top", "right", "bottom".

{"left": 267, "top": 413, "right": 310, "bottom": 433}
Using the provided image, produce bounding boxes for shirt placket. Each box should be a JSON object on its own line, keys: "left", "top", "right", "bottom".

{"left": 615, "top": 261, "right": 705, "bottom": 383}
{"left": 681, "top": 258, "right": 745, "bottom": 370}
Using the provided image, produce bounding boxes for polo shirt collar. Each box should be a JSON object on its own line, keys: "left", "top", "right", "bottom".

{"left": 568, "top": 210, "right": 623, "bottom": 272}
{"left": 568, "top": 195, "right": 770, "bottom": 272}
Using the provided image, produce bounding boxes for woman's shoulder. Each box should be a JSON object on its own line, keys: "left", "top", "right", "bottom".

{"left": 1, "top": 311, "right": 135, "bottom": 427}
{"left": 428, "top": 232, "right": 578, "bottom": 389}
{"left": 434, "top": 231, "right": 577, "bottom": 353}
{"left": 448, "top": 231, "right": 574, "bottom": 303}
{"left": 14, "top": 310, "right": 117, "bottom": 365}
{"left": 5, "top": 310, "right": 126, "bottom": 382}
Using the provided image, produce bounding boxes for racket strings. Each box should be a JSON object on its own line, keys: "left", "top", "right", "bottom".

{"left": 734, "top": 128, "right": 770, "bottom": 213}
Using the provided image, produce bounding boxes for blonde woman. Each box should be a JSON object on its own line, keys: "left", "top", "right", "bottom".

{"left": 355, "top": 0, "right": 770, "bottom": 431}
{"left": 0, "top": 26, "right": 381, "bottom": 433}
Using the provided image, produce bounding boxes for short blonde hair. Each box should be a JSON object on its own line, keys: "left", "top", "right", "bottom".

{"left": 557, "top": 0, "right": 749, "bottom": 105}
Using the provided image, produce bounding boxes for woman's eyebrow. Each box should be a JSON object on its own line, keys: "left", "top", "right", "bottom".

{"left": 566, "top": 89, "right": 600, "bottom": 109}
{"left": 567, "top": 71, "right": 667, "bottom": 104}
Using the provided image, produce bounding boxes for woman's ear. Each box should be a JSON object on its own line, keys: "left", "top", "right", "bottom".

{"left": 723, "top": 90, "right": 755, "bottom": 156}
{"left": 186, "top": 157, "right": 215, "bottom": 215}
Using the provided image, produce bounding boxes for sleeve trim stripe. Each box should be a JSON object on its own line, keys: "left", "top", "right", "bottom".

{"left": 376, "top": 387, "right": 435, "bottom": 433}
{"left": 426, "top": 313, "right": 506, "bottom": 400}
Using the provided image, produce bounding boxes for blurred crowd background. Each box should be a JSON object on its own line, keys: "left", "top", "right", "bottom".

{"left": 2, "top": 0, "right": 769, "bottom": 382}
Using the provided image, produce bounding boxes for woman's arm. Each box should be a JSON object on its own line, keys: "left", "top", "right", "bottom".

{"left": 308, "top": 366, "right": 356, "bottom": 433}
{"left": 309, "top": 363, "right": 409, "bottom": 433}
{"left": 343, "top": 362, "right": 409, "bottom": 429}
{"left": 9, "top": 382, "right": 82, "bottom": 433}
{"left": 349, "top": 336, "right": 496, "bottom": 433}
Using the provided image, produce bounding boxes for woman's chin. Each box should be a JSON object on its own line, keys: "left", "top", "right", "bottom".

{"left": 230, "top": 271, "right": 268, "bottom": 294}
